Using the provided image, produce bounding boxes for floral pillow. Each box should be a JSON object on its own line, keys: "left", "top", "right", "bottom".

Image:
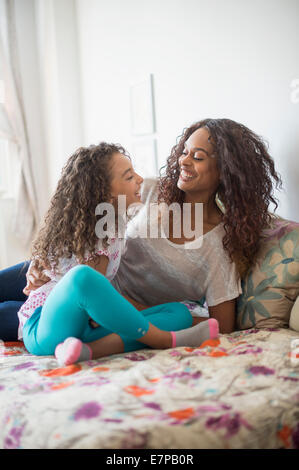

{"left": 236, "top": 217, "right": 299, "bottom": 329}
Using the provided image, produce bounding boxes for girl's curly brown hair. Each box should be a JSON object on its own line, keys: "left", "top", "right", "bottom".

{"left": 158, "top": 118, "right": 283, "bottom": 279}
{"left": 31, "top": 142, "right": 128, "bottom": 276}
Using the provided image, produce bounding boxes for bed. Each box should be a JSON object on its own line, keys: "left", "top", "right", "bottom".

{"left": 1, "top": 326, "right": 298, "bottom": 449}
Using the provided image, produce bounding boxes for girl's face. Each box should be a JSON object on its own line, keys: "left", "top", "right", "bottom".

{"left": 110, "top": 152, "right": 144, "bottom": 208}
{"left": 177, "top": 127, "right": 220, "bottom": 197}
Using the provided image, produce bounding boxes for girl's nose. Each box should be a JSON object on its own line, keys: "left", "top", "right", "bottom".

{"left": 137, "top": 173, "right": 143, "bottom": 184}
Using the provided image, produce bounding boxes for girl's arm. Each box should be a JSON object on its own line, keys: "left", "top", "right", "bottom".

{"left": 208, "top": 299, "right": 236, "bottom": 334}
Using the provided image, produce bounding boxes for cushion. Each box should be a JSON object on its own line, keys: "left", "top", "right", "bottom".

{"left": 236, "top": 217, "right": 299, "bottom": 329}
{"left": 289, "top": 296, "right": 299, "bottom": 332}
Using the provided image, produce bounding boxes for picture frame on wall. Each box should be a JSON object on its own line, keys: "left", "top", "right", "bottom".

{"left": 131, "top": 138, "right": 158, "bottom": 178}
{"left": 130, "top": 74, "right": 156, "bottom": 136}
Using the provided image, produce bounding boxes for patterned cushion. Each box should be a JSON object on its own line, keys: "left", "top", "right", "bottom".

{"left": 236, "top": 217, "right": 299, "bottom": 329}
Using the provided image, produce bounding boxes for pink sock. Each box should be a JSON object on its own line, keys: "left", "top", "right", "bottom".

{"left": 55, "top": 337, "right": 92, "bottom": 366}
{"left": 170, "top": 318, "right": 219, "bottom": 348}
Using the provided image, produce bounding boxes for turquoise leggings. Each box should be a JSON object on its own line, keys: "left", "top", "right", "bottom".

{"left": 23, "top": 265, "right": 193, "bottom": 356}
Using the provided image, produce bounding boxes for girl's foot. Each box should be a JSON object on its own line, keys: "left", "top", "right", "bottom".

{"left": 55, "top": 337, "right": 92, "bottom": 366}
{"left": 170, "top": 318, "right": 219, "bottom": 348}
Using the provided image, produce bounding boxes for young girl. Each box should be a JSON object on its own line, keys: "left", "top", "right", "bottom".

{"left": 19, "top": 142, "right": 219, "bottom": 366}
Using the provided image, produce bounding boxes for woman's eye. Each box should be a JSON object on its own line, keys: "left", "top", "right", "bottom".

{"left": 194, "top": 155, "right": 204, "bottom": 161}
{"left": 127, "top": 175, "right": 134, "bottom": 180}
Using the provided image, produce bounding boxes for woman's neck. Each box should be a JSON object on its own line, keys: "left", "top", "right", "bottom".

{"left": 183, "top": 192, "right": 222, "bottom": 225}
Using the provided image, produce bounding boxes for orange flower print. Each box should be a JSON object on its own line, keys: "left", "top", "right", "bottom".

{"left": 92, "top": 367, "right": 110, "bottom": 372}
{"left": 51, "top": 381, "right": 74, "bottom": 390}
{"left": 124, "top": 386, "right": 154, "bottom": 397}
{"left": 4, "top": 342, "right": 24, "bottom": 348}
{"left": 168, "top": 407, "right": 195, "bottom": 420}
{"left": 39, "top": 364, "right": 82, "bottom": 377}
{"left": 200, "top": 338, "right": 221, "bottom": 348}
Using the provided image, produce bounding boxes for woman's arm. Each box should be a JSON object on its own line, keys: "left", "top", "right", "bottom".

{"left": 208, "top": 299, "right": 236, "bottom": 334}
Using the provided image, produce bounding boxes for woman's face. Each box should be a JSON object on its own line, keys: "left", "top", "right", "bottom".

{"left": 110, "top": 152, "right": 144, "bottom": 208}
{"left": 177, "top": 127, "right": 220, "bottom": 197}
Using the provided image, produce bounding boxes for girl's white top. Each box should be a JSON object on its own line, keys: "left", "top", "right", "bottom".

{"left": 17, "top": 238, "right": 124, "bottom": 340}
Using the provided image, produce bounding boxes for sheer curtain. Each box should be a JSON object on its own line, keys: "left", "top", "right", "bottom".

{"left": 0, "top": 0, "right": 38, "bottom": 248}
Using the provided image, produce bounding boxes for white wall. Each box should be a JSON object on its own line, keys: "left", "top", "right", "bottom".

{"left": 75, "top": 0, "right": 299, "bottom": 221}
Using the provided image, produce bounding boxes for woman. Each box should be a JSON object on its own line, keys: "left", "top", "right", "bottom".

{"left": 0, "top": 118, "right": 282, "bottom": 340}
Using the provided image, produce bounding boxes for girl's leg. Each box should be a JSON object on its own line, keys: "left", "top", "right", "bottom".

{"left": 24, "top": 265, "right": 218, "bottom": 361}
{"left": 23, "top": 265, "right": 162, "bottom": 354}
{"left": 25, "top": 265, "right": 191, "bottom": 355}
{"left": 86, "top": 303, "right": 218, "bottom": 356}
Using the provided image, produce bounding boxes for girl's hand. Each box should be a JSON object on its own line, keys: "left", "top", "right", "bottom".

{"left": 23, "top": 263, "right": 50, "bottom": 296}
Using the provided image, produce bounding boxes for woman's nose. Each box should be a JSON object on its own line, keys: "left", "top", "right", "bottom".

{"left": 179, "top": 152, "right": 192, "bottom": 165}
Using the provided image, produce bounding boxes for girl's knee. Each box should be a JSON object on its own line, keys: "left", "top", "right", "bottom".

{"left": 172, "top": 303, "right": 193, "bottom": 327}
{"left": 65, "top": 265, "right": 105, "bottom": 290}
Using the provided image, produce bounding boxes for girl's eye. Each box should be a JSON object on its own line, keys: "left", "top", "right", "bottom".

{"left": 127, "top": 175, "right": 134, "bottom": 180}
{"left": 194, "top": 156, "right": 204, "bottom": 161}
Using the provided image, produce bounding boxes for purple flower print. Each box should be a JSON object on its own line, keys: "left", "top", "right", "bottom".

{"left": 0, "top": 385, "right": 4, "bottom": 391}
{"left": 4, "top": 424, "right": 25, "bottom": 449}
{"left": 13, "top": 362, "right": 35, "bottom": 371}
{"left": 206, "top": 412, "right": 251, "bottom": 438}
{"left": 165, "top": 371, "right": 202, "bottom": 382}
{"left": 124, "top": 352, "right": 155, "bottom": 361}
{"left": 144, "top": 402, "right": 162, "bottom": 411}
{"left": 73, "top": 401, "right": 102, "bottom": 420}
{"left": 197, "top": 404, "right": 231, "bottom": 414}
{"left": 231, "top": 345, "right": 263, "bottom": 355}
{"left": 248, "top": 366, "right": 275, "bottom": 376}
{"left": 263, "top": 220, "right": 299, "bottom": 242}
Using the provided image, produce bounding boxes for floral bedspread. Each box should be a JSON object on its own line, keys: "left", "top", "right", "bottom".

{"left": 0, "top": 327, "right": 299, "bottom": 449}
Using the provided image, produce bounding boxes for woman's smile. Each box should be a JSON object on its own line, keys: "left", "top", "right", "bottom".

{"left": 179, "top": 168, "right": 197, "bottom": 181}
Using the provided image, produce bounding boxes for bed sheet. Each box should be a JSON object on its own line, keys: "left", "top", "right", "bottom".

{"left": 0, "top": 327, "right": 299, "bottom": 449}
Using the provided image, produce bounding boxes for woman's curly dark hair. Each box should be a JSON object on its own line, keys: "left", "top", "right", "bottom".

{"left": 158, "top": 118, "right": 283, "bottom": 278}
{"left": 31, "top": 142, "right": 129, "bottom": 276}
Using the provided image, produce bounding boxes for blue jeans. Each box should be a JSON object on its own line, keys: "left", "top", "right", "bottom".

{"left": 0, "top": 261, "right": 29, "bottom": 341}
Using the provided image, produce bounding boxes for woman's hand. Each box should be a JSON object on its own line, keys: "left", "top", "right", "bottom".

{"left": 23, "top": 262, "right": 51, "bottom": 296}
